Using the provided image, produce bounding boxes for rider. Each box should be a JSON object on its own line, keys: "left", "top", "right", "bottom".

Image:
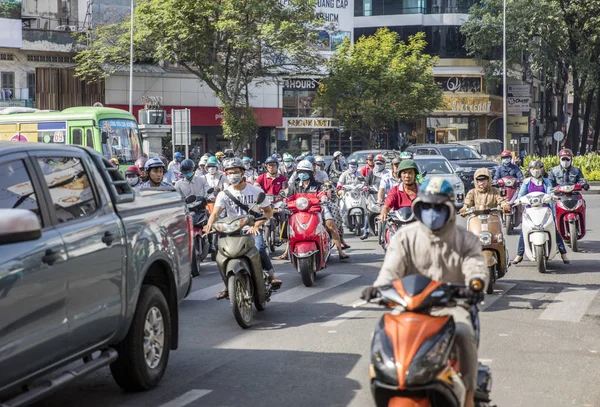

{"left": 280, "top": 153, "right": 295, "bottom": 178}
{"left": 361, "top": 177, "right": 487, "bottom": 407}
{"left": 311, "top": 156, "right": 330, "bottom": 183}
{"left": 205, "top": 157, "right": 283, "bottom": 300}
{"left": 513, "top": 160, "right": 570, "bottom": 264}
{"left": 288, "top": 160, "right": 349, "bottom": 260}
{"left": 315, "top": 156, "right": 327, "bottom": 172}
{"left": 379, "top": 159, "right": 420, "bottom": 222}
{"left": 255, "top": 155, "right": 287, "bottom": 196}
{"left": 196, "top": 155, "right": 209, "bottom": 177}
{"left": 140, "top": 158, "right": 173, "bottom": 188}
{"left": 203, "top": 156, "right": 228, "bottom": 194}
{"left": 160, "top": 156, "right": 178, "bottom": 184}
{"left": 337, "top": 158, "right": 365, "bottom": 187}
{"left": 361, "top": 154, "right": 389, "bottom": 240}
{"left": 215, "top": 151, "right": 225, "bottom": 171}
{"left": 378, "top": 156, "right": 402, "bottom": 203}
{"left": 548, "top": 148, "right": 589, "bottom": 188}
{"left": 168, "top": 152, "right": 183, "bottom": 178}
{"left": 242, "top": 157, "right": 259, "bottom": 183}
{"left": 326, "top": 151, "right": 345, "bottom": 180}
{"left": 175, "top": 159, "right": 210, "bottom": 198}
{"left": 493, "top": 150, "right": 524, "bottom": 182}
{"left": 459, "top": 168, "right": 511, "bottom": 215}
{"left": 125, "top": 166, "right": 142, "bottom": 188}
{"left": 360, "top": 153, "right": 375, "bottom": 177}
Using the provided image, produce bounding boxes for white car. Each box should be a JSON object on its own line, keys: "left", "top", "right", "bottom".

{"left": 413, "top": 155, "right": 465, "bottom": 209}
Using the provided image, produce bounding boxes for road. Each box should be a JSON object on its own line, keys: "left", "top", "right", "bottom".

{"left": 29, "top": 195, "right": 600, "bottom": 407}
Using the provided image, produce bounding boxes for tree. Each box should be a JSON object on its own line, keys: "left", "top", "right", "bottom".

{"left": 315, "top": 28, "right": 442, "bottom": 148}
{"left": 75, "top": 0, "right": 323, "bottom": 151}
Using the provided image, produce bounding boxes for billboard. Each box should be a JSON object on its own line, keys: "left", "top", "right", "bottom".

{"left": 0, "top": 0, "right": 22, "bottom": 48}
{"left": 315, "top": 0, "right": 354, "bottom": 53}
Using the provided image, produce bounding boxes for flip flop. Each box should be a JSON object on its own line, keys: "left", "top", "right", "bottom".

{"left": 339, "top": 253, "right": 350, "bottom": 260}
{"left": 277, "top": 253, "right": 288, "bottom": 260}
{"left": 270, "top": 280, "right": 283, "bottom": 289}
{"left": 216, "top": 290, "right": 229, "bottom": 300}
{"left": 342, "top": 243, "right": 351, "bottom": 249}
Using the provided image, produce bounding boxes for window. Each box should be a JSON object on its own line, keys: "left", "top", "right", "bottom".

{"left": 99, "top": 120, "right": 142, "bottom": 166}
{"left": 36, "top": 157, "right": 97, "bottom": 223}
{"left": 1, "top": 72, "right": 15, "bottom": 100}
{"left": 72, "top": 129, "right": 82, "bottom": 145}
{"left": 27, "top": 73, "right": 35, "bottom": 101}
{"left": 0, "top": 160, "right": 43, "bottom": 225}
{"left": 86, "top": 129, "right": 94, "bottom": 148}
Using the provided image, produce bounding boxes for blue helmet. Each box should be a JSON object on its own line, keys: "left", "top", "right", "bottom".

{"left": 265, "top": 155, "right": 278, "bottom": 165}
{"left": 242, "top": 156, "right": 251, "bottom": 163}
{"left": 304, "top": 155, "right": 315, "bottom": 164}
{"left": 145, "top": 157, "right": 165, "bottom": 171}
{"left": 418, "top": 177, "right": 454, "bottom": 204}
{"left": 173, "top": 152, "right": 183, "bottom": 159}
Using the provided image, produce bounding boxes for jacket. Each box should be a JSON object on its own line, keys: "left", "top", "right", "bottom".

{"left": 374, "top": 198, "right": 488, "bottom": 288}
{"left": 493, "top": 163, "right": 524, "bottom": 181}
{"left": 175, "top": 175, "right": 210, "bottom": 198}
{"left": 517, "top": 176, "right": 556, "bottom": 213}
{"left": 464, "top": 167, "right": 507, "bottom": 209}
{"left": 548, "top": 165, "right": 585, "bottom": 186}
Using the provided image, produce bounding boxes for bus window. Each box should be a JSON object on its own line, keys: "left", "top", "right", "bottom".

{"left": 99, "top": 119, "right": 142, "bottom": 166}
{"left": 86, "top": 129, "right": 94, "bottom": 148}
{"left": 72, "top": 128, "right": 83, "bottom": 145}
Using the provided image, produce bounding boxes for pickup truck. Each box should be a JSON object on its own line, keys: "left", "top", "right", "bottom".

{"left": 0, "top": 142, "right": 192, "bottom": 406}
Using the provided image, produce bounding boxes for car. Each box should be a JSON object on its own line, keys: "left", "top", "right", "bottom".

{"left": 346, "top": 150, "right": 400, "bottom": 170}
{"left": 323, "top": 155, "right": 347, "bottom": 171}
{"left": 405, "top": 143, "right": 498, "bottom": 190}
{"left": 0, "top": 142, "right": 191, "bottom": 404}
{"left": 455, "top": 139, "right": 504, "bottom": 160}
{"left": 412, "top": 155, "right": 465, "bottom": 209}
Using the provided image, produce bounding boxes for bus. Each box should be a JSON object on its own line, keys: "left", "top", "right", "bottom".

{"left": 0, "top": 106, "right": 143, "bottom": 170}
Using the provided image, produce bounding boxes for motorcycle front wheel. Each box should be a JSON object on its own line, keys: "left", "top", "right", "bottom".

{"left": 569, "top": 222, "right": 578, "bottom": 252}
{"left": 503, "top": 214, "right": 512, "bottom": 236}
{"left": 298, "top": 256, "right": 315, "bottom": 287}
{"left": 228, "top": 273, "right": 253, "bottom": 329}
{"left": 535, "top": 245, "right": 546, "bottom": 274}
{"left": 486, "top": 265, "right": 496, "bottom": 294}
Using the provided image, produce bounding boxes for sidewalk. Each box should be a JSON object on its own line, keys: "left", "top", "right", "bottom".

{"left": 584, "top": 182, "right": 600, "bottom": 194}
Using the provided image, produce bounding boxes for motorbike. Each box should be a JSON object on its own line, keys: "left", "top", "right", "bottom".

{"left": 359, "top": 275, "right": 493, "bottom": 407}
{"left": 263, "top": 194, "right": 288, "bottom": 253}
{"left": 339, "top": 183, "right": 368, "bottom": 236}
{"left": 378, "top": 207, "right": 416, "bottom": 252}
{"left": 553, "top": 183, "right": 586, "bottom": 252}
{"left": 212, "top": 197, "right": 275, "bottom": 329}
{"left": 494, "top": 176, "right": 521, "bottom": 235}
{"left": 464, "top": 207, "right": 509, "bottom": 294}
{"left": 287, "top": 192, "right": 332, "bottom": 287}
{"left": 366, "top": 186, "right": 382, "bottom": 236}
{"left": 185, "top": 194, "right": 211, "bottom": 277}
{"left": 513, "top": 192, "right": 558, "bottom": 273}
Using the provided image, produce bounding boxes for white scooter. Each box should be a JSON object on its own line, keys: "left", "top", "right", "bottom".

{"left": 339, "top": 183, "right": 367, "bottom": 236}
{"left": 513, "top": 192, "right": 558, "bottom": 273}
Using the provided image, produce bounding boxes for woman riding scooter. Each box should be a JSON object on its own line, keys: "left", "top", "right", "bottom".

{"left": 513, "top": 160, "right": 570, "bottom": 264}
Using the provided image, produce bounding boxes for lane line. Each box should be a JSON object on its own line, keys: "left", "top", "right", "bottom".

{"left": 480, "top": 282, "right": 517, "bottom": 311}
{"left": 321, "top": 310, "right": 363, "bottom": 327}
{"left": 158, "top": 389, "right": 212, "bottom": 407}
{"left": 539, "top": 287, "right": 599, "bottom": 322}
{"left": 185, "top": 283, "right": 224, "bottom": 301}
{"left": 271, "top": 274, "right": 360, "bottom": 303}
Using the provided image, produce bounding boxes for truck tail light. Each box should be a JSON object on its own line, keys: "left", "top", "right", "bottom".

{"left": 187, "top": 214, "right": 193, "bottom": 264}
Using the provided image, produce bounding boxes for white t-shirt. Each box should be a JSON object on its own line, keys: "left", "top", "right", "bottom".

{"left": 215, "top": 184, "right": 270, "bottom": 216}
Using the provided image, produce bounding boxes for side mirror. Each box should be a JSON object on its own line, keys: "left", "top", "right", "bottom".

{"left": 206, "top": 188, "right": 215, "bottom": 195}
{"left": 421, "top": 170, "right": 428, "bottom": 177}
{"left": 0, "top": 209, "right": 42, "bottom": 245}
{"left": 101, "top": 130, "right": 109, "bottom": 145}
{"left": 185, "top": 195, "right": 197, "bottom": 204}
{"left": 257, "top": 192, "right": 266, "bottom": 205}
{"left": 500, "top": 189, "right": 507, "bottom": 197}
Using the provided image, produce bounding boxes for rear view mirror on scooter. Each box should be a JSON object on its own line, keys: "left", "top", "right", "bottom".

{"left": 185, "top": 195, "right": 197, "bottom": 204}
{"left": 257, "top": 192, "right": 266, "bottom": 205}
{"left": 206, "top": 188, "right": 215, "bottom": 195}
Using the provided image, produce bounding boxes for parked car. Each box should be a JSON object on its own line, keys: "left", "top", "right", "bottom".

{"left": 405, "top": 143, "right": 498, "bottom": 190}
{"left": 346, "top": 150, "right": 400, "bottom": 170}
{"left": 0, "top": 142, "right": 191, "bottom": 405}
{"left": 455, "top": 139, "right": 504, "bottom": 160}
{"left": 413, "top": 155, "right": 465, "bottom": 209}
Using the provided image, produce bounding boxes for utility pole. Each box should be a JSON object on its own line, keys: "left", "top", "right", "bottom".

{"left": 502, "top": 0, "right": 508, "bottom": 150}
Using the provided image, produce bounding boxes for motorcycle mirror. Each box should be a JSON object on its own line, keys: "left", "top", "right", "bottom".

{"left": 185, "top": 195, "right": 197, "bottom": 204}
{"left": 206, "top": 188, "right": 215, "bottom": 194}
{"left": 257, "top": 192, "right": 266, "bottom": 205}
{"left": 421, "top": 170, "right": 428, "bottom": 177}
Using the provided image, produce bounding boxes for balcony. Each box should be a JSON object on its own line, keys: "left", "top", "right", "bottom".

{"left": 355, "top": 0, "right": 474, "bottom": 16}
{"left": 22, "top": 29, "right": 79, "bottom": 53}
{"left": 0, "top": 88, "right": 36, "bottom": 109}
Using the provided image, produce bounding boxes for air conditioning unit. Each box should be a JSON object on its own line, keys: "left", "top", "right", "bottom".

{"left": 138, "top": 109, "right": 166, "bottom": 125}
{"left": 55, "top": 25, "right": 78, "bottom": 32}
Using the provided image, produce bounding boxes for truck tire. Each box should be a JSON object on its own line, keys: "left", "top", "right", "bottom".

{"left": 110, "top": 285, "right": 171, "bottom": 391}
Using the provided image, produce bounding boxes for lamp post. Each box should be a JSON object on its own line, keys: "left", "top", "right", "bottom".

{"left": 502, "top": 0, "right": 508, "bottom": 150}
{"left": 128, "top": 0, "right": 134, "bottom": 114}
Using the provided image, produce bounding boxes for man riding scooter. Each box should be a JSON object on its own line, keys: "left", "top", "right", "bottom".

{"left": 361, "top": 177, "right": 488, "bottom": 407}
{"left": 139, "top": 158, "right": 174, "bottom": 188}
{"left": 459, "top": 168, "right": 511, "bottom": 216}
{"left": 361, "top": 154, "right": 390, "bottom": 240}
{"left": 493, "top": 150, "right": 524, "bottom": 182}
{"left": 548, "top": 148, "right": 589, "bottom": 189}
{"left": 175, "top": 159, "right": 211, "bottom": 198}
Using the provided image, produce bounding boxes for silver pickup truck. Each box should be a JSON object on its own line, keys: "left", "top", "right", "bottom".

{"left": 0, "top": 142, "right": 192, "bottom": 406}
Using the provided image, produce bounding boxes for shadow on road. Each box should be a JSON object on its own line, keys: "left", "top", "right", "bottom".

{"left": 576, "top": 240, "right": 600, "bottom": 254}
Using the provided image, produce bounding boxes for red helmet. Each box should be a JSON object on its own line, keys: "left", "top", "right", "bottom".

{"left": 558, "top": 148, "right": 573, "bottom": 158}
{"left": 366, "top": 154, "right": 375, "bottom": 160}
{"left": 500, "top": 150, "right": 512, "bottom": 158}
{"left": 125, "top": 165, "right": 140, "bottom": 176}
{"left": 374, "top": 154, "right": 386, "bottom": 164}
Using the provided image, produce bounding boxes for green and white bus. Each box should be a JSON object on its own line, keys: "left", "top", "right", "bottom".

{"left": 0, "top": 106, "right": 143, "bottom": 170}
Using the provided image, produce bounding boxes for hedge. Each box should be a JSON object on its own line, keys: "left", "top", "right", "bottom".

{"left": 521, "top": 153, "right": 600, "bottom": 181}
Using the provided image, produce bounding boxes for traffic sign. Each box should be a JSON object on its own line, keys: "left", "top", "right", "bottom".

{"left": 553, "top": 131, "right": 565, "bottom": 141}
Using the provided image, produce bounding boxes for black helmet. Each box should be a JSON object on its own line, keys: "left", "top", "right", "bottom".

{"left": 181, "top": 159, "right": 195, "bottom": 173}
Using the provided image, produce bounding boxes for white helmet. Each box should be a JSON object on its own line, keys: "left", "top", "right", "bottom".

{"left": 315, "top": 155, "right": 325, "bottom": 164}
{"left": 333, "top": 151, "right": 343, "bottom": 159}
{"left": 199, "top": 156, "right": 208, "bottom": 165}
{"left": 297, "top": 160, "right": 314, "bottom": 172}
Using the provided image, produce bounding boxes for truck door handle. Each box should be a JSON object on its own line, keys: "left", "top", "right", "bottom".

{"left": 42, "top": 249, "right": 61, "bottom": 265}
{"left": 102, "top": 231, "right": 115, "bottom": 246}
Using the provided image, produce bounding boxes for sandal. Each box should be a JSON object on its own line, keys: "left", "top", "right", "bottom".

{"left": 270, "top": 279, "right": 283, "bottom": 289}
{"left": 277, "top": 253, "right": 288, "bottom": 260}
{"left": 216, "top": 290, "right": 229, "bottom": 300}
{"left": 339, "top": 253, "right": 350, "bottom": 260}
{"left": 341, "top": 243, "right": 351, "bottom": 249}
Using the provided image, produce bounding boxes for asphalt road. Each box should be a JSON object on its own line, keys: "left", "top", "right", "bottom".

{"left": 28, "top": 195, "right": 600, "bottom": 407}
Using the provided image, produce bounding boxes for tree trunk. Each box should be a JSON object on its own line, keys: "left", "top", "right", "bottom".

{"left": 580, "top": 88, "right": 594, "bottom": 155}
{"left": 593, "top": 85, "right": 600, "bottom": 152}
{"left": 567, "top": 91, "right": 581, "bottom": 151}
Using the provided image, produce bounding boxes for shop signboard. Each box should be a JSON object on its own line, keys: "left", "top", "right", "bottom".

{"left": 437, "top": 95, "right": 492, "bottom": 115}
{"left": 507, "top": 97, "right": 531, "bottom": 113}
{"left": 284, "top": 117, "right": 336, "bottom": 128}
{"left": 0, "top": 0, "right": 22, "bottom": 48}
{"left": 508, "top": 85, "right": 530, "bottom": 97}
{"left": 506, "top": 116, "right": 529, "bottom": 133}
{"left": 282, "top": 78, "right": 320, "bottom": 91}
{"left": 435, "top": 76, "right": 482, "bottom": 93}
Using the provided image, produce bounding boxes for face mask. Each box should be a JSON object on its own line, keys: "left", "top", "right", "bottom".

{"left": 376, "top": 164, "right": 385, "bottom": 171}
{"left": 530, "top": 169, "right": 542, "bottom": 178}
{"left": 419, "top": 206, "right": 450, "bottom": 231}
{"left": 502, "top": 158, "right": 511, "bottom": 165}
{"left": 349, "top": 165, "right": 358, "bottom": 172}
{"left": 244, "top": 163, "right": 251, "bottom": 170}
{"left": 298, "top": 172, "right": 310, "bottom": 181}
{"left": 227, "top": 173, "right": 242, "bottom": 185}
{"left": 183, "top": 172, "right": 194, "bottom": 179}
{"left": 284, "top": 161, "right": 293, "bottom": 168}
{"left": 176, "top": 157, "right": 182, "bottom": 162}
{"left": 127, "top": 177, "right": 139, "bottom": 186}
{"left": 560, "top": 159, "right": 571, "bottom": 168}
{"left": 208, "top": 167, "right": 217, "bottom": 175}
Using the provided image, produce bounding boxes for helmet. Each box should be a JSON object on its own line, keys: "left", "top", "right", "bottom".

{"left": 418, "top": 177, "right": 455, "bottom": 204}
{"left": 347, "top": 159, "right": 358, "bottom": 166}
{"left": 206, "top": 156, "right": 219, "bottom": 167}
{"left": 242, "top": 156, "right": 252, "bottom": 163}
{"left": 135, "top": 157, "right": 148, "bottom": 170}
{"left": 333, "top": 151, "right": 343, "bottom": 159}
{"left": 199, "top": 156, "right": 208, "bottom": 165}
{"left": 559, "top": 148, "right": 573, "bottom": 159}
{"left": 391, "top": 157, "right": 401, "bottom": 165}
{"left": 275, "top": 153, "right": 282, "bottom": 161}
{"left": 528, "top": 159, "right": 544, "bottom": 169}
{"left": 315, "top": 155, "right": 325, "bottom": 164}
{"left": 366, "top": 153, "right": 375, "bottom": 160}
{"left": 265, "top": 155, "right": 278, "bottom": 165}
{"left": 396, "top": 159, "right": 419, "bottom": 176}
{"left": 109, "top": 157, "right": 119, "bottom": 166}
{"left": 159, "top": 156, "right": 169, "bottom": 167}
{"left": 181, "top": 159, "right": 195, "bottom": 173}
{"left": 224, "top": 149, "right": 235, "bottom": 158}
{"left": 283, "top": 153, "right": 293, "bottom": 162}
{"left": 500, "top": 150, "right": 512, "bottom": 159}
{"left": 297, "top": 160, "right": 314, "bottom": 172}
{"left": 399, "top": 151, "right": 414, "bottom": 159}
{"left": 145, "top": 157, "right": 165, "bottom": 171}
{"left": 125, "top": 165, "right": 140, "bottom": 176}
{"left": 215, "top": 151, "right": 224, "bottom": 159}
{"left": 223, "top": 157, "right": 245, "bottom": 171}
{"left": 203, "top": 153, "right": 211, "bottom": 158}
{"left": 304, "top": 155, "right": 315, "bottom": 164}
{"left": 474, "top": 167, "right": 491, "bottom": 181}
{"left": 374, "top": 154, "right": 386, "bottom": 164}
{"left": 295, "top": 155, "right": 304, "bottom": 163}
{"left": 173, "top": 152, "right": 183, "bottom": 159}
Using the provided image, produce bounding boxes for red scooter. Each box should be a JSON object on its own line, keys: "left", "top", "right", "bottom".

{"left": 287, "top": 193, "right": 332, "bottom": 287}
{"left": 495, "top": 176, "right": 521, "bottom": 235}
{"left": 554, "top": 184, "right": 586, "bottom": 252}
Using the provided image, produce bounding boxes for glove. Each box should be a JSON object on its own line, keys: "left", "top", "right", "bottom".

{"left": 463, "top": 278, "right": 485, "bottom": 305}
{"left": 360, "top": 286, "right": 379, "bottom": 301}
{"left": 583, "top": 183, "right": 590, "bottom": 191}
{"left": 459, "top": 206, "right": 467, "bottom": 216}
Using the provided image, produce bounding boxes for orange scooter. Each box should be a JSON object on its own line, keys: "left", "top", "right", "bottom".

{"left": 360, "top": 275, "right": 494, "bottom": 407}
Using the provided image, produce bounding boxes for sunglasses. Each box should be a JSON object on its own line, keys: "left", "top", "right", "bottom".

{"left": 560, "top": 157, "right": 572, "bottom": 161}
{"left": 420, "top": 203, "right": 447, "bottom": 211}
{"left": 476, "top": 177, "right": 489, "bottom": 181}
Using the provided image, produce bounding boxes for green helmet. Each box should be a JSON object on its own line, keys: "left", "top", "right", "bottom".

{"left": 206, "top": 156, "right": 219, "bottom": 167}
{"left": 396, "top": 159, "right": 419, "bottom": 177}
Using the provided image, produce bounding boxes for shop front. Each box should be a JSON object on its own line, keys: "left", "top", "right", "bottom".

{"left": 275, "top": 117, "right": 339, "bottom": 156}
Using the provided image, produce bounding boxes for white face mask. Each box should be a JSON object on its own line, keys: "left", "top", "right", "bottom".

{"left": 127, "top": 177, "right": 139, "bottom": 186}
{"left": 560, "top": 159, "right": 571, "bottom": 168}
{"left": 530, "top": 169, "right": 542, "bottom": 178}
{"left": 227, "top": 173, "right": 242, "bottom": 186}
{"left": 349, "top": 165, "right": 358, "bottom": 172}
{"left": 284, "top": 161, "right": 293, "bottom": 168}
{"left": 208, "top": 167, "right": 217, "bottom": 175}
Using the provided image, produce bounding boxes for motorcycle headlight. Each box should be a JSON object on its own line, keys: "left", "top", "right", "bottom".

{"left": 296, "top": 197, "right": 309, "bottom": 211}
{"left": 504, "top": 179, "right": 514, "bottom": 187}
{"left": 454, "top": 182, "right": 464, "bottom": 192}
{"left": 405, "top": 319, "right": 455, "bottom": 386}
{"left": 371, "top": 319, "right": 398, "bottom": 386}
{"left": 479, "top": 232, "right": 492, "bottom": 246}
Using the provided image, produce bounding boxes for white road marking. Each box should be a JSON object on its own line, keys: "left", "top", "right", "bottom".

{"left": 158, "top": 390, "right": 212, "bottom": 407}
{"left": 321, "top": 310, "right": 363, "bottom": 327}
{"left": 539, "top": 287, "right": 599, "bottom": 322}
{"left": 185, "top": 283, "right": 224, "bottom": 301}
{"left": 480, "top": 282, "right": 517, "bottom": 311}
{"left": 271, "top": 274, "right": 360, "bottom": 303}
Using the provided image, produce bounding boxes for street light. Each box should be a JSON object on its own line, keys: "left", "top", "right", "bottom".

{"left": 128, "top": 0, "right": 134, "bottom": 114}
{"left": 502, "top": 0, "right": 508, "bottom": 150}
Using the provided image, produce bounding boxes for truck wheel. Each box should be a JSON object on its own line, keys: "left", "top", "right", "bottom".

{"left": 569, "top": 222, "right": 578, "bottom": 252}
{"left": 110, "top": 285, "right": 171, "bottom": 391}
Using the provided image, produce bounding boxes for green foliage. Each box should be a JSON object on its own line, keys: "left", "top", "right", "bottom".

{"left": 220, "top": 105, "right": 257, "bottom": 152}
{"left": 0, "top": 0, "right": 21, "bottom": 19}
{"left": 315, "top": 28, "right": 442, "bottom": 147}
{"left": 521, "top": 153, "right": 600, "bottom": 180}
